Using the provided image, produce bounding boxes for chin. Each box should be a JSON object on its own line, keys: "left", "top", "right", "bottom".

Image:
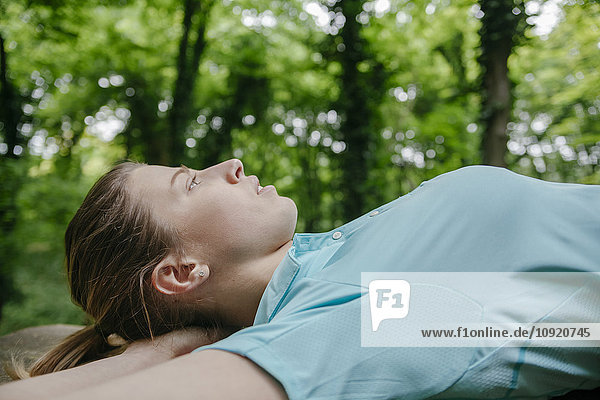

{"left": 280, "top": 197, "right": 298, "bottom": 238}
{"left": 287, "top": 198, "right": 299, "bottom": 222}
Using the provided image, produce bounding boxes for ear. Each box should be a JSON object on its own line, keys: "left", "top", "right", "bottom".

{"left": 151, "top": 254, "right": 210, "bottom": 296}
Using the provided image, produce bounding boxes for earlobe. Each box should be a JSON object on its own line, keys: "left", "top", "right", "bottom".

{"left": 151, "top": 254, "right": 210, "bottom": 296}
{"left": 193, "top": 269, "right": 206, "bottom": 279}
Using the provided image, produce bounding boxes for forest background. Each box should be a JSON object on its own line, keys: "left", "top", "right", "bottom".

{"left": 0, "top": 0, "right": 598, "bottom": 333}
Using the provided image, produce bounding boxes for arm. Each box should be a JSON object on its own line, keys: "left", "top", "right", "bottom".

{"left": 0, "top": 327, "right": 234, "bottom": 399}
{"left": 51, "top": 350, "right": 287, "bottom": 400}
{"left": 0, "top": 345, "right": 168, "bottom": 399}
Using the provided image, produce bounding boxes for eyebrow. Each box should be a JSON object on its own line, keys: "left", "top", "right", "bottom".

{"left": 170, "top": 164, "right": 190, "bottom": 188}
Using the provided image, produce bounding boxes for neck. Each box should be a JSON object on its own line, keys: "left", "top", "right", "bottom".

{"left": 211, "top": 239, "right": 294, "bottom": 329}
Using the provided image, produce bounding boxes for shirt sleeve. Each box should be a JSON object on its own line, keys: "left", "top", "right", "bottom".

{"left": 192, "top": 279, "right": 481, "bottom": 400}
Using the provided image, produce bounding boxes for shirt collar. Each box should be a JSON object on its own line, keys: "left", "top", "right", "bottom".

{"left": 253, "top": 239, "right": 301, "bottom": 325}
{"left": 252, "top": 194, "right": 409, "bottom": 325}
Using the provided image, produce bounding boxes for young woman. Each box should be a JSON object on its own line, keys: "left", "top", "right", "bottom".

{"left": 1, "top": 159, "right": 599, "bottom": 400}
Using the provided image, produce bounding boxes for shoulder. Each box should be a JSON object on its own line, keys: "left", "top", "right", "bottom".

{"left": 410, "top": 165, "right": 522, "bottom": 201}
{"left": 426, "top": 165, "right": 517, "bottom": 186}
{"left": 416, "top": 165, "right": 552, "bottom": 200}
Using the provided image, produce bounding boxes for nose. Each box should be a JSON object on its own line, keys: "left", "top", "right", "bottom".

{"left": 204, "top": 158, "right": 244, "bottom": 184}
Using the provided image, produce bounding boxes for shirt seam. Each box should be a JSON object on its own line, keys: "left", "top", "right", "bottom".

{"left": 267, "top": 252, "right": 302, "bottom": 322}
{"left": 245, "top": 338, "right": 303, "bottom": 400}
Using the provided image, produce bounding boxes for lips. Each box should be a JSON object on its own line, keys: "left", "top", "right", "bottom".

{"left": 249, "top": 175, "right": 261, "bottom": 194}
{"left": 249, "top": 175, "right": 275, "bottom": 195}
{"left": 258, "top": 185, "right": 275, "bottom": 195}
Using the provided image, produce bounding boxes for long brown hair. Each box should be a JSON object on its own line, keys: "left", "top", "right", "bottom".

{"left": 11, "top": 162, "right": 218, "bottom": 378}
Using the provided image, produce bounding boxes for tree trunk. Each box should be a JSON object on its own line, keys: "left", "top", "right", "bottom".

{"left": 478, "top": 0, "right": 523, "bottom": 167}
{"left": 201, "top": 74, "right": 245, "bottom": 167}
{"left": 168, "top": 0, "right": 213, "bottom": 165}
{"left": 202, "top": 52, "right": 269, "bottom": 168}
{"left": 298, "top": 140, "right": 322, "bottom": 232}
{"left": 336, "top": 0, "right": 383, "bottom": 221}
{"left": 124, "top": 75, "right": 168, "bottom": 164}
{"left": 0, "top": 33, "right": 24, "bottom": 320}
{"left": 0, "top": 34, "right": 20, "bottom": 158}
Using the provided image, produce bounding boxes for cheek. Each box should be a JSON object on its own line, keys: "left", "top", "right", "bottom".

{"left": 177, "top": 188, "right": 295, "bottom": 255}
{"left": 183, "top": 192, "right": 255, "bottom": 241}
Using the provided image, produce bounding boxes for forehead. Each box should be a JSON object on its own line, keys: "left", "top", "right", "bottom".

{"left": 129, "top": 165, "right": 181, "bottom": 197}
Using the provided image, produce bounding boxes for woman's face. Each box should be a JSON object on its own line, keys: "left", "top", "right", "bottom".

{"left": 128, "top": 159, "right": 297, "bottom": 265}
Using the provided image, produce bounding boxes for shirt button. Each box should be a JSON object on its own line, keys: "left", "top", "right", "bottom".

{"left": 332, "top": 231, "right": 343, "bottom": 240}
{"left": 369, "top": 210, "right": 380, "bottom": 217}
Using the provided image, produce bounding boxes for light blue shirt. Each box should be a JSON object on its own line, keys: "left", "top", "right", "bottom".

{"left": 193, "top": 166, "right": 600, "bottom": 399}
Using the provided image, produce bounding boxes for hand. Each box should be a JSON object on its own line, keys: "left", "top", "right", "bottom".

{"left": 123, "top": 325, "right": 238, "bottom": 359}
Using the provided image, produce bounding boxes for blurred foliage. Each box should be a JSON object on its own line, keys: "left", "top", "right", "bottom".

{"left": 509, "top": 0, "right": 600, "bottom": 181}
{"left": 0, "top": 0, "right": 599, "bottom": 333}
